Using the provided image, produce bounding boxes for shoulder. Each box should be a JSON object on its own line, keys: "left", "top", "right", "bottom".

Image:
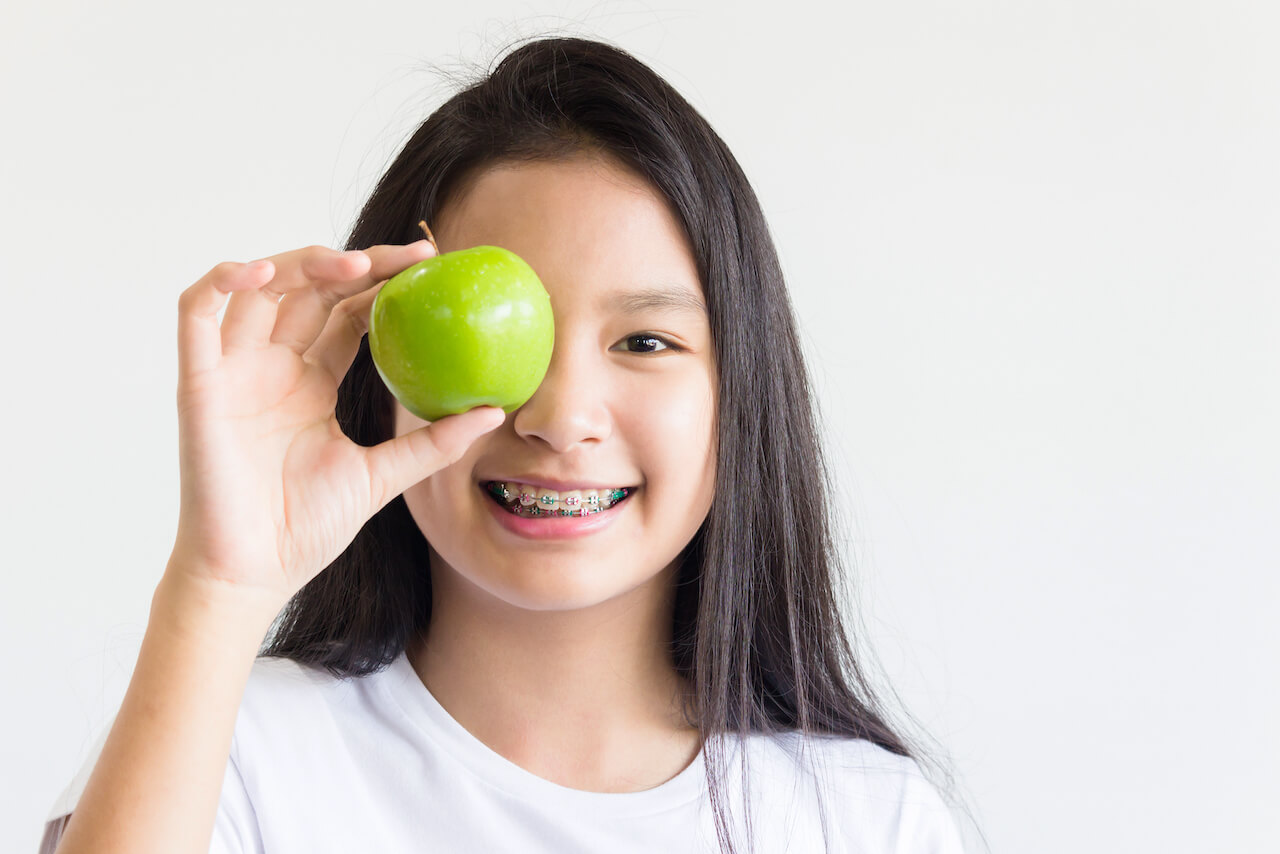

{"left": 749, "top": 730, "right": 921, "bottom": 786}
{"left": 241, "top": 654, "right": 334, "bottom": 702}
{"left": 744, "top": 733, "right": 967, "bottom": 853}
{"left": 233, "top": 654, "right": 381, "bottom": 741}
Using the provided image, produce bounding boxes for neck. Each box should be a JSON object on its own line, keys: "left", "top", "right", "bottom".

{"left": 406, "top": 552, "right": 700, "bottom": 792}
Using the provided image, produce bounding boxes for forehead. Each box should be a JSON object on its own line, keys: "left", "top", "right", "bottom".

{"left": 433, "top": 154, "right": 705, "bottom": 314}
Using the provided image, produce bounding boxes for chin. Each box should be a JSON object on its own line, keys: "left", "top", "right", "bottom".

{"left": 427, "top": 540, "right": 661, "bottom": 615}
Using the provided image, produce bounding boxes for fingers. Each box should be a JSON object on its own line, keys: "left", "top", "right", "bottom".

{"left": 176, "top": 241, "right": 437, "bottom": 387}
{"left": 220, "top": 246, "right": 373, "bottom": 353}
{"left": 177, "top": 259, "right": 277, "bottom": 381}
{"left": 303, "top": 241, "right": 436, "bottom": 385}
{"left": 363, "top": 407, "right": 508, "bottom": 515}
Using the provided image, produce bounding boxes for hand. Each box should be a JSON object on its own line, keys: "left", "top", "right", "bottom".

{"left": 165, "top": 242, "right": 505, "bottom": 611}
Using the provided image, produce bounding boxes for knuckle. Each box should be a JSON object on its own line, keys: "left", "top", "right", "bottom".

{"left": 177, "top": 281, "right": 202, "bottom": 310}
{"left": 340, "top": 303, "right": 369, "bottom": 336}
{"left": 412, "top": 432, "right": 444, "bottom": 468}
{"left": 212, "top": 260, "right": 240, "bottom": 279}
{"left": 180, "top": 262, "right": 236, "bottom": 310}
{"left": 333, "top": 291, "right": 372, "bottom": 331}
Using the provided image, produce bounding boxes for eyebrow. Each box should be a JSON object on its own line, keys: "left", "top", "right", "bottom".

{"left": 606, "top": 286, "right": 709, "bottom": 319}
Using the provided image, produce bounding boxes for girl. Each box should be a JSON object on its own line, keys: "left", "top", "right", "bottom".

{"left": 44, "top": 36, "right": 970, "bottom": 854}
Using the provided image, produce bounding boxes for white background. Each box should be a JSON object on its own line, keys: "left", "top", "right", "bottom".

{"left": 3, "top": 1, "right": 1277, "bottom": 852}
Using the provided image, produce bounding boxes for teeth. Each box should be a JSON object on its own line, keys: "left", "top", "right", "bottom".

{"left": 486, "top": 481, "right": 630, "bottom": 517}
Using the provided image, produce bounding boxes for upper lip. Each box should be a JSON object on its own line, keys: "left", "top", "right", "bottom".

{"left": 479, "top": 475, "right": 637, "bottom": 492}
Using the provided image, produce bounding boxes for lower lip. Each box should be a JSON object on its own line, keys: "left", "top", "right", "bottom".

{"left": 480, "top": 484, "right": 635, "bottom": 540}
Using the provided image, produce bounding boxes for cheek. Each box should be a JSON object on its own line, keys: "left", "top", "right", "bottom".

{"left": 619, "top": 369, "right": 717, "bottom": 489}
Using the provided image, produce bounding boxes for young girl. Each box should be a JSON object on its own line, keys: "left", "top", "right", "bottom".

{"left": 43, "top": 36, "right": 970, "bottom": 854}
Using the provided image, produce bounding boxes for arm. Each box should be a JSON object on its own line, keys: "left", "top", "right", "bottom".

{"left": 50, "top": 240, "right": 501, "bottom": 851}
{"left": 51, "top": 569, "right": 279, "bottom": 854}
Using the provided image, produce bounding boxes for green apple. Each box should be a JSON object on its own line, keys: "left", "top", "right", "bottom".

{"left": 368, "top": 244, "right": 554, "bottom": 421}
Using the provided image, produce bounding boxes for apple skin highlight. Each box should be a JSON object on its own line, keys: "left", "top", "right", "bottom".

{"left": 369, "top": 243, "right": 555, "bottom": 422}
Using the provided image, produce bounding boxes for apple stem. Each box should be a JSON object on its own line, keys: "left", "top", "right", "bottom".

{"left": 418, "top": 220, "right": 439, "bottom": 254}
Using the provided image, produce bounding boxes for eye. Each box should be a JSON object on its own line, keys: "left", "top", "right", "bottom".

{"left": 615, "top": 333, "right": 682, "bottom": 354}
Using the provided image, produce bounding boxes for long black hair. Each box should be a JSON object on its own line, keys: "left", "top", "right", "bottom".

{"left": 259, "top": 34, "right": 967, "bottom": 853}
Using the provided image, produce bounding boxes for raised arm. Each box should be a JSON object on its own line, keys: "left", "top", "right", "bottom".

{"left": 50, "top": 242, "right": 505, "bottom": 853}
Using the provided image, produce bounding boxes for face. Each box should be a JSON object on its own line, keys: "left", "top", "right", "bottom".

{"left": 394, "top": 153, "right": 718, "bottom": 613}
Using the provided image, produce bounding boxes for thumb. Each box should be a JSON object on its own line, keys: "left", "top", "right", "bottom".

{"left": 364, "top": 406, "right": 507, "bottom": 513}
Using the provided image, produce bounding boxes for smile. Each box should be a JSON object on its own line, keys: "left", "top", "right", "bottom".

{"left": 481, "top": 481, "right": 634, "bottom": 518}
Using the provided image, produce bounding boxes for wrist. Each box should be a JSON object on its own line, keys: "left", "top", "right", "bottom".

{"left": 152, "top": 567, "right": 284, "bottom": 648}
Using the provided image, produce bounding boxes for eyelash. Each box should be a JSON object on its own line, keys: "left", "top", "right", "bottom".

{"left": 618, "top": 333, "right": 683, "bottom": 355}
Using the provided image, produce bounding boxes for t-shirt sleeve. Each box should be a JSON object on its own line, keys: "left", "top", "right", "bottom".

{"left": 892, "top": 764, "right": 968, "bottom": 854}
{"left": 39, "top": 717, "right": 263, "bottom": 854}
{"left": 210, "top": 737, "right": 265, "bottom": 854}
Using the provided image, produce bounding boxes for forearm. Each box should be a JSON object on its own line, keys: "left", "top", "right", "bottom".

{"left": 54, "top": 568, "right": 280, "bottom": 854}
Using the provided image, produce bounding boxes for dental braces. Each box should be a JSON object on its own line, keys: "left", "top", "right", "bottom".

{"left": 486, "top": 482, "right": 630, "bottom": 517}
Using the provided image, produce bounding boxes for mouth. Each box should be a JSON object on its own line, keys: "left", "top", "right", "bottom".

{"left": 479, "top": 480, "right": 636, "bottom": 519}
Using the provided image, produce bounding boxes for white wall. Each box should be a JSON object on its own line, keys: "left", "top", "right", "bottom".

{"left": 4, "top": 1, "right": 1276, "bottom": 852}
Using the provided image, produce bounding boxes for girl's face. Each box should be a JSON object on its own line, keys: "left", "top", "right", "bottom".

{"left": 393, "top": 153, "right": 717, "bottom": 612}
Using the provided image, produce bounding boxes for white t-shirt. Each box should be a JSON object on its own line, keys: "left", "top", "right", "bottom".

{"left": 42, "top": 651, "right": 966, "bottom": 853}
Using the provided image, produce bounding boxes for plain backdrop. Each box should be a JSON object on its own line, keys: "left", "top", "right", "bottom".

{"left": 3, "top": 1, "right": 1276, "bottom": 852}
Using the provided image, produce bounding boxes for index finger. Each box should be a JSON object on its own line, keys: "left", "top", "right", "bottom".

{"left": 269, "top": 239, "right": 436, "bottom": 353}
{"left": 220, "top": 245, "right": 374, "bottom": 354}
{"left": 300, "top": 241, "right": 438, "bottom": 383}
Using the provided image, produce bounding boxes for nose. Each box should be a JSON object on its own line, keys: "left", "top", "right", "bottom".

{"left": 511, "top": 340, "right": 612, "bottom": 453}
